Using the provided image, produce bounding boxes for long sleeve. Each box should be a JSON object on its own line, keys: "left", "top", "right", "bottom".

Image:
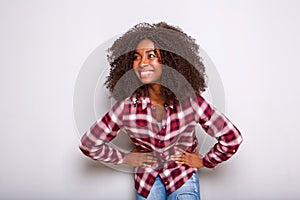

{"left": 192, "top": 94, "right": 243, "bottom": 168}
{"left": 79, "top": 100, "right": 126, "bottom": 164}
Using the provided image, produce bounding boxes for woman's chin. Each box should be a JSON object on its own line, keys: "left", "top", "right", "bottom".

{"left": 139, "top": 78, "right": 161, "bottom": 85}
{"left": 140, "top": 79, "right": 153, "bottom": 84}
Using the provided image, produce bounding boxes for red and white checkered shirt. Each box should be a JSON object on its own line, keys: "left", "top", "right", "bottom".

{"left": 79, "top": 93, "right": 243, "bottom": 198}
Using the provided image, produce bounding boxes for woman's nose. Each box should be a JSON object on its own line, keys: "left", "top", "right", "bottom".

{"left": 140, "top": 55, "right": 148, "bottom": 67}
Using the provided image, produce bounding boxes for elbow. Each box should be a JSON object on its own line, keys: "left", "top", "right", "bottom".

{"left": 78, "top": 139, "right": 94, "bottom": 158}
{"left": 79, "top": 143, "right": 91, "bottom": 157}
{"left": 232, "top": 130, "right": 243, "bottom": 153}
{"left": 79, "top": 141, "right": 103, "bottom": 161}
{"left": 224, "top": 130, "right": 243, "bottom": 155}
{"left": 237, "top": 129, "right": 243, "bottom": 147}
{"left": 78, "top": 145, "right": 98, "bottom": 161}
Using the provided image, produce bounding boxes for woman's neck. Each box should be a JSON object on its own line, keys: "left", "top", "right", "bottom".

{"left": 147, "top": 84, "right": 165, "bottom": 105}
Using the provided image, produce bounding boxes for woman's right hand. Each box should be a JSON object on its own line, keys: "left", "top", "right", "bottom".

{"left": 123, "top": 150, "right": 157, "bottom": 167}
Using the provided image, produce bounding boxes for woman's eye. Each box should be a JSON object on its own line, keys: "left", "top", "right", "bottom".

{"left": 148, "top": 54, "right": 156, "bottom": 59}
{"left": 133, "top": 55, "right": 140, "bottom": 60}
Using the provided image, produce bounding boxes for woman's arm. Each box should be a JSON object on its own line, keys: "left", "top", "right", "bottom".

{"left": 79, "top": 100, "right": 126, "bottom": 164}
{"left": 192, "top": 94, "right": 243, "bottom": 168}
{"left": 79, "top": 100, "right": 157, "bottom": 167}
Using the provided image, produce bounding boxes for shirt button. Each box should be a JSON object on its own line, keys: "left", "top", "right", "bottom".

{"left": 163, "top": 126, "right": 166, "bottom": 129}
{"left": 164, "top": 181, "right": 169, "bottom": 184}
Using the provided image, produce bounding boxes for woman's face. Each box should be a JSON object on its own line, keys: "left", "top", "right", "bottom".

{"left": 133, "top": 39, "right": 162, "bottom": 84}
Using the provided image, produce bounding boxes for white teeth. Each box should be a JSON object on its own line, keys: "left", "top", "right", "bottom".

{"left": 140, "top": 71, "right": 154, "bottom": 76}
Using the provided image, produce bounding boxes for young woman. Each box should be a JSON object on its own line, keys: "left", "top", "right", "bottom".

{"left": 79, "top": 22, "right": 243, "bottom": 200}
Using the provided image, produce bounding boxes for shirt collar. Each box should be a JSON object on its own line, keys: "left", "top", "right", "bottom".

{"left": 142, "top": 96, "right": 149, "bottom": 110}
{"left": 130, "top": 92, "right": 174, "bottom": 110}
{"left": 143, "top": 97, "right": 174, "bottom": 110}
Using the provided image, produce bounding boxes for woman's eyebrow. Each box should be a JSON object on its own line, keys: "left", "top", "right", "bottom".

{"left": 133, "top": 49, "right": 156, "bottom": 54}
{"left": 145, "top": 49, "right": 156, "bottom": 53}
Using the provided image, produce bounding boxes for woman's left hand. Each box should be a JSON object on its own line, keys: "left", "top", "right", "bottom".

{"left": 170, "top": 147, "right": 204, "bottom": 168}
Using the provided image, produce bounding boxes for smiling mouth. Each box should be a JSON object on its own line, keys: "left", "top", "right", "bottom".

{"left": 139, "top": 70, "right": 154, "bottom": 78}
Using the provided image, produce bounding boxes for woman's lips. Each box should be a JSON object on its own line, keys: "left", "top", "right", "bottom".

{"left": 139, "top": 70, "right": 154, "bottom": 78}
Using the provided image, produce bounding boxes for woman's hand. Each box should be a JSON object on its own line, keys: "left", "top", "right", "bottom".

{"left": 123, "top": 150, "right": 157, "bottom": 167}
{"left": 170, "top": 147, "right": 204, "bottom": 168}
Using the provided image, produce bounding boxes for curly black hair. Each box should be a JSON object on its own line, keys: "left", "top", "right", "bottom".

{"left": 105, "top": 22, "right": 207, "bottom": 106}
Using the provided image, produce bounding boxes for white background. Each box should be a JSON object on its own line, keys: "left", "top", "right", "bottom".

{"left": 1, "top": 0, "right": 300, "bottom": 199}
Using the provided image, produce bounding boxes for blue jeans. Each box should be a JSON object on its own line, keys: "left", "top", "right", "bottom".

{"left": 136, "top": 172, "right": 200, "bottom": 200}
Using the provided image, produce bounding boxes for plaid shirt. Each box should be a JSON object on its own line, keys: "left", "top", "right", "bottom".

{"left": 79, "top": 93, "right": 243, "bottom": 198}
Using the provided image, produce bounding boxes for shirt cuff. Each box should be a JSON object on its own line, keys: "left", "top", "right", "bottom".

{"left": 202, "top": 155, "right": 217, "bottom": 168}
